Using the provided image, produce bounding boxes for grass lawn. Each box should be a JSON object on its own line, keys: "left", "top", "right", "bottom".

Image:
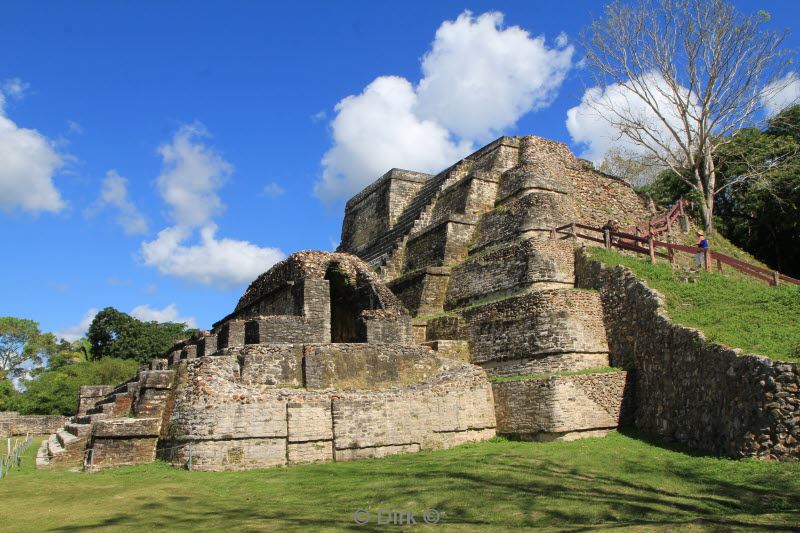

{"left": 1, "top": 432, "right": 799, "bottom": 532}
{"left": 588, "top": 247, "right": 800, "bottom": 362}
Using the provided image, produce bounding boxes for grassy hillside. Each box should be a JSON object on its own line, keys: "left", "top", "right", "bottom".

{"left": 2, "top": 432, "right": 799, "bottom": 531}
{"left": 588, "top": 247, "right": 800, "bottom": 362}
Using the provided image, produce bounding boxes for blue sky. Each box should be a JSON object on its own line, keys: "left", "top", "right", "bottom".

{"left": 1, "top": 1, "right": 798, "bottom": 338}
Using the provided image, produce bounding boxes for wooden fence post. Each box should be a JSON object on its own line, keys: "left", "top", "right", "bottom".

{"left": 550, "top": 228, "right": 556, "bottom": 241}
{"left": 773, "top": 271, "right": 780, "bottom": 287}
{"left": 717, "top": 258, "right": 723, "bottom": 272}
{"left": 704, "top": 248, "right": 712, "bottom": 273}
{"left": 603, "top": 228, "right": 611, "bottom": 249}
{"left": 668, "top": 246, "right": 675, "bottom": 267}
{"left": 570, "top": 223, "right": 577, "bottom": 240}
{"left": 648, "top": 236, "right": 656, "bottom": 264}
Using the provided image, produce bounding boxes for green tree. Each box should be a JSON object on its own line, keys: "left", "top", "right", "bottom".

{"left": 15, "top": 358, "right": 139, "bottom": 416}
{"left": 0, "top": 372, "right": 20, "bottom": 411}
{"left": 47, "top": 338, "right": 92, "bottom": 370}
{"left": 713, "top": 105, "right": 800, "bottom": 276}
{"left": 87, "top": 307, "right": 195, "bottom": 364}
{"left": 0, "top": 317, "right": 57, "bottom": 378}
{"left": 639, "top": 105, "right": 800, "bottom": 276}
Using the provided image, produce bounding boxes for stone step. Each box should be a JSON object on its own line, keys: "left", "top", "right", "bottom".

{"left": 73, "top": 413, "right": 108, "bottom": 425}
{"left": 47, "top": 434, "right": 65, "bottom": 457}
{"left": 56, "top": 428, "right": 79, "bottom": 448}
{"left": 65, "top": 422, "right": 92, "bottom": 438}
{"left": 87, "top": 402, "right": 116, "bottom": 415}
{"left": 35, "top": 440, "right": 50, "bottom": 467}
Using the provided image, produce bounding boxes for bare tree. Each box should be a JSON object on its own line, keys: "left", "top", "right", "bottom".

{"left": 583, "top": 0, "right": 795, "bottom": 230}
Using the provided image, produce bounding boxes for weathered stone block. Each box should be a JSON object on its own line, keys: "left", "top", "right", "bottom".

{"left": 288, "top": 441, "right": 333, "bottom": 464}
{"left": 304, "top": 344, "right": 441, "bottom": 390}
{"left": 492, "top": 371, "right": 632, "bottom": 439}
{"left": 239, "top": 344, "right": 303, "bottom": 387}
{"left": 93, "top": 417, "right": 161, "bottom": 438}
{"left": 217, "top": 320, "right": 246, "bottom": 349}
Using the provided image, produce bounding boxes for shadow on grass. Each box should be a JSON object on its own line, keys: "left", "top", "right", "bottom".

{"left": 44, "top": 435, "right": 800, "bottom": 532}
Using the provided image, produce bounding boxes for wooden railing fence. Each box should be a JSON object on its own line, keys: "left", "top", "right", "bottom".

{"left": 552, "top": 221, "right": 800, "bottom": 287}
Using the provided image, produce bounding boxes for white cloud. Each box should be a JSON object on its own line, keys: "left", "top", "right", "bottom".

{"left": 130, "top": 303, "right": 197, "bottom": 328}
{"left": 67, "top": 120, "right": 83, "bottom": 135}
{"left": 141, "top": 225, "right": 285, "bottom": 287}
{"left": 142, "top": 123, "right": 285, "bottom": 286}
{"left": 566, "top": 72, "right": 697, "bottom": 164}
{"left": 57, "top": 308, "right": 98, "bottom": 342}
{"left": 156, "top": 122, "right": 232, "bottom": 228}
{"left": 261, "top": 181, "right": 286, "bottom": 197}
{"left": 761, "top": 72, "right": 800, "bottom": 117}
{"left": 90, "top": 170, "right": 148, "bottom": 235}
{"left": 316, "top": 76, "right": 472, "bottom": 202}
{"left": 311, "top": 110, "right": 327, "bottom": 123}
{"left": 415, "top": 11, "right": 574, "bottom": 141}
{"left": 0, "top": 91, "right": 66, "bottom": 214}
{"left": 316, "top": 11, "right": 574, "bottom": 203}
{"left": 2, "top": 78, "right": 30, "bottom": 100}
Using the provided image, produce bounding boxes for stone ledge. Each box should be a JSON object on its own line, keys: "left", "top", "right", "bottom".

{"left": 92, "top": 417, "right": 162, "bottom": 438}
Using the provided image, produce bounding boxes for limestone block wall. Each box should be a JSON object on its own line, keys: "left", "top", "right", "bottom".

{"left": 357, "top": 314, "right": 412, "bottom": 344}
{"left": 403, "top": 216, "right": 476, "bottom": 272}
{"left": 492, "top": 371, "right": 633, "bottom": 439}
{"left": 388, "top": 267, "right": 451, "bottom": 317}
{"left": 0, "top": 413, "right": 67, "bottom": 436}
{"left": 89, "top": 417, "right": 161, "bottom": 469}
{"left": 460, "top": 289, "right": 610, "bottom": 376}
{"left": 244, "top": 315, "right": 327, "bottom": 344}
{"left": 78, "top": 385, "right": 115, "bottom": 415}
{"left": 429, "top": 175, "right": 499, "bottom": 225}
{"left": 163, "top": 351, "right": 496, "bottom": 471}
{"left": 575, "top": 248, "right": 800, "bottom": 460}
{"left": 470, "top": 192, "right": 577, "bottom": 253}
{"left": 303, "top": 343, "right": 442, "bottom": 389}
{"left": 445, "top": 239, "right": 575, "bottom": 310}
{"left": 238, "top": 344, "right": 304, "bottom": 387}
{"left": 340, "top": 169, "right": 432, "bottom": 254}
{"left": 573, "top": 169, "right": 653, "bottom": 228}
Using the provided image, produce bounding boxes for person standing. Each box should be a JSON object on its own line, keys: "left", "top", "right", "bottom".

{"left": 694, "top": 230, "right": 709, "bottom": 269}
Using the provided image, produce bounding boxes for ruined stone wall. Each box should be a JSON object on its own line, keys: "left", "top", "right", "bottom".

{"left": 303, "top": 343, "right": 442, "bottom": 389}
{"left": 403, "top": 216, "right": 476, "bottom": 271}
{"left": 340, "top": 169, "right": 432, "bottom": 254}
{"left": 445, "top": 239, "right": 574, "bottom": 310}
{"left": 492, "top": 371, "right": 633, "bottom": 439}
{"left": 0, "top": 413, "right": 68, "bottom": 436}
{"left": 460, "top": 289, "right": 610, "bottom": 376}
{"left": 78, "top": 385, "right": 115, "bottom": 415}
{"left": 575, "top": 248, "right": 800, "bottom": 460}
{"left": 163, "top": 353, "right": 496, "bottom": 471}
{"left": 470, "top": 192, "right": 577, "bottom": 253}
{"left": 573, "top": 169, "right": 653, "bottom": 228}
{"left": 388, "top": 268, "right": 451, "bottom": 317}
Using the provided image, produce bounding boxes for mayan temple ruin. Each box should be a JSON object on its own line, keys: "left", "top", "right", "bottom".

{"left": 36, "top": 135, "right": 800, "bottom": 471}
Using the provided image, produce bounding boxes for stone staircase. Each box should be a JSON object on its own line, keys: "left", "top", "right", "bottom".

{"left": 360, "top": 164, "right": 458, "bottom": 270}
{"left": 36, "top": 362, "right": 175, "bottom": 470}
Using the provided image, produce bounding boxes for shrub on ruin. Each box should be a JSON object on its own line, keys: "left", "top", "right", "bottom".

{"left": 87, "top": 307, "right": 197, "bottom": 364}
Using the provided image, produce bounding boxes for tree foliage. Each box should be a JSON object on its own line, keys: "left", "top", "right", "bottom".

{"left": 14, "top": 358, "right": 139, "bottom": 416}
{"left": 0, "top": 317, "right": 57, "bottom": 378}
{"left": 638, "top": 105, "right": 800, "bottom": 277}
{"left": 87, "top": 307, "right": 196, "bottom": 364}
{"left": 713, "top": 106, "right": 800, "bottom": 276}
{"left": 583, "top": 0, "right": 794, "bottom": 231}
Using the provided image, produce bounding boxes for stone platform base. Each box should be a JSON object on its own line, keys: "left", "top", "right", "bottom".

{"left": 508, "top": 428, "right": 615, "bottom": 442}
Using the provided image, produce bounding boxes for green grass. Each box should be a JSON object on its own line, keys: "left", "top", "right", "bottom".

{"left": 2, "top": 433, "right": 799, "bottom": 531}
{"left": 489, "top": 366, "right": 623, "bottom": 383}
{"left": 589, "top": 247, "right": 800, "bottom": 361}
